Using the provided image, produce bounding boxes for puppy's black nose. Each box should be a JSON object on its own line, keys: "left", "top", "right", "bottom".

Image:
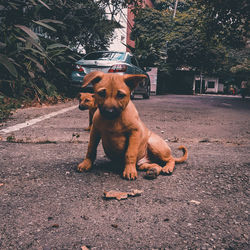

{"left": 100, "top": 107, "right": 121, "bottom": 120}
{"left": 79, "top": 105, "right": 87, "bottom": 110}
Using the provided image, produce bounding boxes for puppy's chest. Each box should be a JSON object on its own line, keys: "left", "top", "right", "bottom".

{"left": 101, "top": 125, "right": 128, "bottom": 139}
{"left": 100, "top": 124, "right": 130, "bottom": 150}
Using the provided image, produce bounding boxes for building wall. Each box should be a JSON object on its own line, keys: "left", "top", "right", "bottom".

{"left": 126, "top": 7, "right": 135, "bottom": 50}
{"left": 108, "top": 8, "right": 128, "bottom": 52}
{"left": 147, "top": 67, "right": 158, "bottom": 94}
{"left": 108, "top": 1, "right": 154, "bottom": 52}
{"left": 205, "top": 78, "right": 219, "bottom": 93}
{"left": 193, "top": 76, "right": 222, "bottom": 94}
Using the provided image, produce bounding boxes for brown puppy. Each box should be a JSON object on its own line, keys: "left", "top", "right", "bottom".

{"left": 78, "top": 92, "right": 97, "bottom": 131}
{"left": 77, "top": 71, "right": 188, "bottom": 180}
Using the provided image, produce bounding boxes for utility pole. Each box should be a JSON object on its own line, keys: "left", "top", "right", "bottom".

{"left": 200, "top": 72, "right": 203, "bottom": 94}
{"left": 173, "top": 0, "right": 179, "bottom": 18}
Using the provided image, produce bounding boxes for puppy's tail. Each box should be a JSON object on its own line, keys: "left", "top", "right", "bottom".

{"left": 174, "top": 145, "right": 188, "bottom": 163}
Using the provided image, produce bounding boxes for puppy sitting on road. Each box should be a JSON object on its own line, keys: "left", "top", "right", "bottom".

{"left": 78, "top": 92, "right": 97, "bottom": 131}
{"left": 78, "top": 71, "right": 188, "bottom": 180}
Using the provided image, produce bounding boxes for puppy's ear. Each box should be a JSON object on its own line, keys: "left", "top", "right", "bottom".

{"left": 123, "top": 74, "right": 147, "bottom": 91}
{"left": 82, "top": 71, "right": 104, "bottom": 88}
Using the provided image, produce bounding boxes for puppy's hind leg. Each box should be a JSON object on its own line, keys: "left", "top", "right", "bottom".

{"left": 147, "top": 132, "right": 176, "bottom": 175}
{"left": 161, "top": 157, "right": 175, "bottom": 175}
{"left": 162, "top": 146, "right": 188, "bottom": 174}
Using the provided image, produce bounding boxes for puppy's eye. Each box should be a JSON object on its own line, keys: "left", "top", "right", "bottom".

{"left": 117, "top": 92, "right": 126, "bottom": 99}
{"left": 85, "top": 99, "right": 90, "bottom": 103}
{"left": 97, "top": 90, "right": 106, "bottom": 98}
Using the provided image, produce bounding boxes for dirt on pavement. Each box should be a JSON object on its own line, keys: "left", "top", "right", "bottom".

{"left": 0, "top": 94, "right": 249, "bottom": 249}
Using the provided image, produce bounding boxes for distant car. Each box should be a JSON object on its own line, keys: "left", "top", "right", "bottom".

{"left": 70, "top": 51, "right": 150, "bottom": 99}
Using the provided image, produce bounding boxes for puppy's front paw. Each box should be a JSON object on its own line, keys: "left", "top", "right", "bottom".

{"left": 84, "top": 126, "right": 91, "bottom": 131}
{"left": 77, "top": 159, "right": 92, "bottom": 172}
{"left": 123, "top": 165, "right": 137, "bottom": 180}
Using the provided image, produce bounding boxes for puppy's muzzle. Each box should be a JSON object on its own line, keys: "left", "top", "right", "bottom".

{"left": 99, "top": 106, "right": 121, "bottom": 120}
{"left": 79, "top": 105, "right": 88, "bottom": 111}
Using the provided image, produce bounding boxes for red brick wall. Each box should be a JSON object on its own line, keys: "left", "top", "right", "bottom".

{"left": 126, "top": 0, "right": 154, "bottom": 51}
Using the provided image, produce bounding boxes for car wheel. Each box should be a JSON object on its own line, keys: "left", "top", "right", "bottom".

{"left": 143, "top": 85, "right": 150, "bottom": 99}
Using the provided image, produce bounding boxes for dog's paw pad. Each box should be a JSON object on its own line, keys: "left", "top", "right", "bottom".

{"left": 145, "top": 168, "right": 158, "bottom": 179}
{"left": 77, "top": 165, "right": 85, "bottom": 172}
{"left": 77, "top": 160, "right": 92, "bottom": 172}
{"left": 161, "top": 167, "right": 173, "bottom": 175}
{"left": 123, "top": 172, "right": 137, "bottom": 180}
{"left": 123, "top": 166, "right": 138, "bottom": 180}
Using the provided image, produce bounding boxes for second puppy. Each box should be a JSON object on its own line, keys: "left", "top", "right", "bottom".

{"left": 78, "top": 92, "right": 97, "bottom": 131}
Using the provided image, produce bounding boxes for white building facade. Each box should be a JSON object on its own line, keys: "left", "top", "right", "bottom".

{"left": 107, "top": 7, "right": 128, "bottom": 52}
{"left": 193, "top": 76, "right": 224, "bottom": 94}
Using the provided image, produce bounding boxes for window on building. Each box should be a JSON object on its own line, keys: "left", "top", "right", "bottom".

{"left": 207, "top": 81, "right": 215, "bottom": 88}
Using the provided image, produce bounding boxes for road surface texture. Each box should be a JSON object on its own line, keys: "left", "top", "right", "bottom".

{"left": 0, "top": 94, "right": 249, "bottom": 249}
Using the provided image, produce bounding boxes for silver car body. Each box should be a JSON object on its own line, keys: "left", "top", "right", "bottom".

{"left": 71, "top": 51, "right": 150, "bottom": 98}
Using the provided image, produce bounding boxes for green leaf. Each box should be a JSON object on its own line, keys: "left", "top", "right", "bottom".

{"left": 15, "top": 36, "right": 26, "bottom": 43}
{"left": 0, "top": 42, "right": 6, "bottom": 48}
{"left": 15, "top": 25, "right": 39, "bottom": 41}
{"left": 23, "top": 55, "right": 46, "bottom": 73}
{"left": 25, "top": 37, "right": 45, "bottom": 52}
{"left": 68, "top": 55, "right": 78, "bottom": 61}
{"left": 0, "top": 54, "right": 18, "bottom": 78}
{"left": 39, "top": 19, "right": 63, "bottom": 25}
{"left": 24, "top": 47, "right": 47, "bottom": 58}
{"left": 55, "top": 67, "right": 67, "bottom": 78}
{"left": 25, "top": 48, "right": 53, "bottom": 65}
{"left": 33, "top": 20, "right": 56, "bottom": 32}
{"left": 28, "top": 71, "right": 35, "bottom": 78}
{"left": 29, "top": 0, "right": 37, "bottom": 5}
{"left": 37, "top": 0, "right": 51, "bottom": 10}
{"left": 46, "top": 43, "right": 69, "bottom": 50}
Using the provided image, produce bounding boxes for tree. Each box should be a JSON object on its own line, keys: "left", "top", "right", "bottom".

{"left": 132, "top": 0, "right": 249, "bottom": 82}
{"left": 196, "top": 0, "right": 249, "bottom": 48}
{"left": 131, "top": 1, "right": 227, "bottom": 74}
{"left": 41, "top": 0, "right": 118, "bottom": 53}
{"left": 130, "top": 7, "right": 171, "bottom": 68}
{"left": 195, "top": 0, "right": 250, "bottom": 81}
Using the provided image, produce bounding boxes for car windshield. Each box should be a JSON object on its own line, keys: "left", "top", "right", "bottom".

{"left": 84, "top": 52, "right": 125, "bottom": 61}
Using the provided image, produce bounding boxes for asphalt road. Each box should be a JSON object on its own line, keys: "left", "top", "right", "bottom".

{"left": 0, "top": 94, "right": 249, "bottom": 249}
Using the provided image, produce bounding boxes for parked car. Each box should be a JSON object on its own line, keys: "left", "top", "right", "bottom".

{"left": 70, "top": 51, "right": 150, "bottom": 99}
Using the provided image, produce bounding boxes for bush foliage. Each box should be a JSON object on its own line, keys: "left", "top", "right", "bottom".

{"left": 0, "top": 0, "right": 138, "bottom": 121}
{"left": 132, "top": 0, "right": 249, "bottom": 82}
